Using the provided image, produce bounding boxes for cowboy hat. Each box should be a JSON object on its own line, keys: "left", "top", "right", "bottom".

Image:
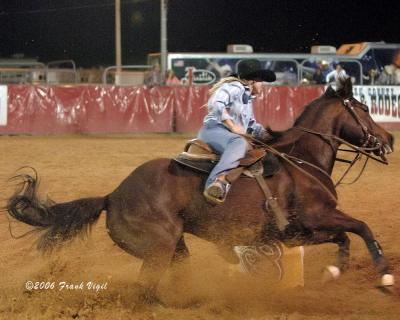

{"left": 237, "top": 59, "right": 276, "bottom": 82}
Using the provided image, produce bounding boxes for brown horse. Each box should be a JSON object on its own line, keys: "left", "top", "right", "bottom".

{"left": 7, "top": 79, "right": 395, "bottom": 303}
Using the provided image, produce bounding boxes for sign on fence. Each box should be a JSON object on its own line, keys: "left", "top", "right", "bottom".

{"left": 0, "top": 86, "right": 7, "bottom": 126}
{"left": 353, "top": 86, "right": 400, "bottom": 122}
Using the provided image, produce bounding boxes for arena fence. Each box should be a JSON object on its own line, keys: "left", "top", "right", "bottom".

{"left": 0, "top": 85, "right": 399, "bottom": 134}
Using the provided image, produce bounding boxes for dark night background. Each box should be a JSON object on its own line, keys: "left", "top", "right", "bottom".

{"left": 0, "top": 0, "right": 399, "bottom": 68}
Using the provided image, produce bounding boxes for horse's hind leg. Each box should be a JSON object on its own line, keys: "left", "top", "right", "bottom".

{"left": 134, "top": 231, "right": 185, "bottom": 305}
{"left": 169, "top": 235, "right": 191, "bottom": 281}
{"left": 168, "top": 235, "right": 194, "bottom": 300}
{"left": 135, "top": 248, "right": 177, "bottom": 305}
{"left": 172, "top": 235, "right": 190, "bottom": 263}
{"left": 304, "top": 208, "right": 394, "bottom": 287}
{"left": 106, "top": 209, "right": 184, "bottom": 305}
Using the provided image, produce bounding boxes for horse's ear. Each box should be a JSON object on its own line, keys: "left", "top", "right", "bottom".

{"left": 323, "top": 86, "right": 337, "bottom": 98}
{"left": 336, "top": 77, "right": 353, "bottom": 98}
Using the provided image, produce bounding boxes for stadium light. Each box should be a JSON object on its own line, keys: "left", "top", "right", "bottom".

{"left": 160, "top": 0, "right": 168, "bottom": 75}
{"left": 115, "top": 0, "right": 122, "bottom": 69}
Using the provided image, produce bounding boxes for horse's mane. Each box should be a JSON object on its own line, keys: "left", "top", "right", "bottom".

{"left": 335, "top": 76, "right": 354, "bottom": 99}
{"left": 268, "top": 77, "right": 353, "bottom": 146}
{"left": 267, "top": 89, "right": 333, "bottom": 140}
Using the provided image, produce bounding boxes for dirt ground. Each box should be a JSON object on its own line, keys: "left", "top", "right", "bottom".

{"left": 0, "top": 132, "right": 399, "bottom": 320}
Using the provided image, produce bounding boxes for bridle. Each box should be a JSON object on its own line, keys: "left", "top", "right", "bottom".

{"left": 342, "top": 97, "right": 383, "bottom": 152}
{"left": 244, "top": 95, "right": 389, "bottom": 200}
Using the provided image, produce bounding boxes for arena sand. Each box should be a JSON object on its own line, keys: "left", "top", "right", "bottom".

{"left": 0, "top": 132, "right": 399, "bottom": 319}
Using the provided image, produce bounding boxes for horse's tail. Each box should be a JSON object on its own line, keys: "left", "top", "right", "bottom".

{"left": 6, "top": 169, "right": 107, "bottom": 253}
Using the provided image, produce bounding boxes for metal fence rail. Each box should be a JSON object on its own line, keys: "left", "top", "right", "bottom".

{"left": 102, "top": 65, "right": 151, "bottom": 85}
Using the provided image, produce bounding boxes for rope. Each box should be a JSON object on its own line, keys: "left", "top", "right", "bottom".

{"left": 242, "top": 97, "right": 388, "bottom": 199}
{"left": 335, "top": 155, "right": 369, "bottom": 187}
{"left": 283, "top": 153, "right": 332, "bottom": 181}
{"left": 295, "top": 126, "right": 385, "bottom": 158}
{"left": 292, "top": 126, "right": 388, "bottom": 186}
{"left": 243, "top": 134, "right": 338, "bottom": 202}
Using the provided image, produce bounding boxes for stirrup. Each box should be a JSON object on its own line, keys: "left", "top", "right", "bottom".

{"left": 203, "top": 179, "right": 231, "bottom": 204}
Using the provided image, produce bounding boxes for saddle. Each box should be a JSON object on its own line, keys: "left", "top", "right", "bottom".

{"left": 173, "top": 138, "right": 288, "bottom": 231}
{"left": 174, "top": 138, "right": 281, "bottom": 178}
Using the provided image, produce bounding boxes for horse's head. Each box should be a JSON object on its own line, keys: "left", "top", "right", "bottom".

{"left": 329, "top": 78, "right": 394, "bottom": 160}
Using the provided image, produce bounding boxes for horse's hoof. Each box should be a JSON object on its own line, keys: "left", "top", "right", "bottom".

{"left": 381, "top": 274, "right": 395, "bottom": 287}
{"left": 374, "top": 274, "right": 395, "bottom": 295}
{"left": 133, "top": 294, "right": 167, "bottom": 310}
{"left": 321, "top": 265, "right": 341, "bottom": 283}
{"left": 132, "top": 283, "right": 166, "bottom": 308}
{"left": 137, "top": 293, "right": 166, "bottom": 307}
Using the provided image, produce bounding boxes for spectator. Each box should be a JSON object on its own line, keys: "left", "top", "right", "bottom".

{"left": 281, "top": 67, "right": 297, "bottom": 85}
{"left": 377, "top": 51, "right": 400, "bottom": 85}
{"left": 363, "top": 68, "right": 379, "bottom": 85}
{"left": 207, "top": 60, "right": 233, "bottom": 79}
{"left": 165, "top": 69, "right": 181, "bottom": 85}
{"left": 325, "top": 64, "right": 347, "bottom": 85}
{"left": 312, "top": 67, "right": 325, "bottom": 84}
{"left": 377, "top": 65, "right": 398, "bottom": 85}
{"left": 144, "top": 63, "right": 163, "bottom": 87}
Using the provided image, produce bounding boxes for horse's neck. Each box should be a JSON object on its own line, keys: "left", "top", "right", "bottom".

{"left": 273, "top": 119, "right": 340, "bottom": 175}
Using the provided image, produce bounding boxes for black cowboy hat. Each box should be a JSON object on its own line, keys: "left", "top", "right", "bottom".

{"left": 237, "top": 59, "right": 276, "bottom": 82}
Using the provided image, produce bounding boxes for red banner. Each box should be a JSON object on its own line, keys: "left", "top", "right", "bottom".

{"left": 2, "top": 85, "right": 174, "bottom": 134}
{"left": 0, "top": 84, "right": 396, "bottom": 135}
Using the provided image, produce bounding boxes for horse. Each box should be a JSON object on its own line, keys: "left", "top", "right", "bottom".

{"left": 7, "top": 78, "right": 395, "bottom": 304}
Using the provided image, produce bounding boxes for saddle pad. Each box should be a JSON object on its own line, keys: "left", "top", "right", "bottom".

{"left": 173, "top": 156, "right": 215, "bottom": 174}
{"left": 173, "top": 152, "right": 281, "bottom": 177}
{"left": 263, "top": 152, "right": 281, "bottom": 177}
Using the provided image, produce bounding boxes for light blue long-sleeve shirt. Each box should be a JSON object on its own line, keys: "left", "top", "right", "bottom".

{"left": 203, "top": 81, "right": 264, "bottom": 136}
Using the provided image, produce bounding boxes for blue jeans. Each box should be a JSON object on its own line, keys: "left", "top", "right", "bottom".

{"left": 198, "top": 121, "right": 248, "bottom": 188}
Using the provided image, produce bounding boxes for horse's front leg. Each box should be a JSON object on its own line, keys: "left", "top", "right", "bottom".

{"left": 302, "top": 231, "right": 350, "bottom": 281}
{"left": 303, "top": 208, "right": 394, "bottom": 288}
{"left": 304, "top": 231, "right": 350, "bottom": 269}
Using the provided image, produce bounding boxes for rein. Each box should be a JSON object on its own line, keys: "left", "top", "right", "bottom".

{"left": 290, "top": 96, "right": 388, "bottom": 186}
{"left": 293, "top": 125, "right": 386, "bottom": 187}
{"left": 278, "top": 138, "right": 369, "bottom": 187}
{"left": 294, "top": 126, "right": 387, "bottom": 164}
{"left": 334, "top": 153, "right": 369, "bottom": 187}
{"left": 244, "top": 134, "right": 339, "bottom": 203}
{"left": 245, "top": 96, "right": 388, "bottom": 192}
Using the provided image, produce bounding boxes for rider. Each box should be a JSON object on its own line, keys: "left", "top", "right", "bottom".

{"left": 198, "top": 59, "right": 276, "bottom": 204}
